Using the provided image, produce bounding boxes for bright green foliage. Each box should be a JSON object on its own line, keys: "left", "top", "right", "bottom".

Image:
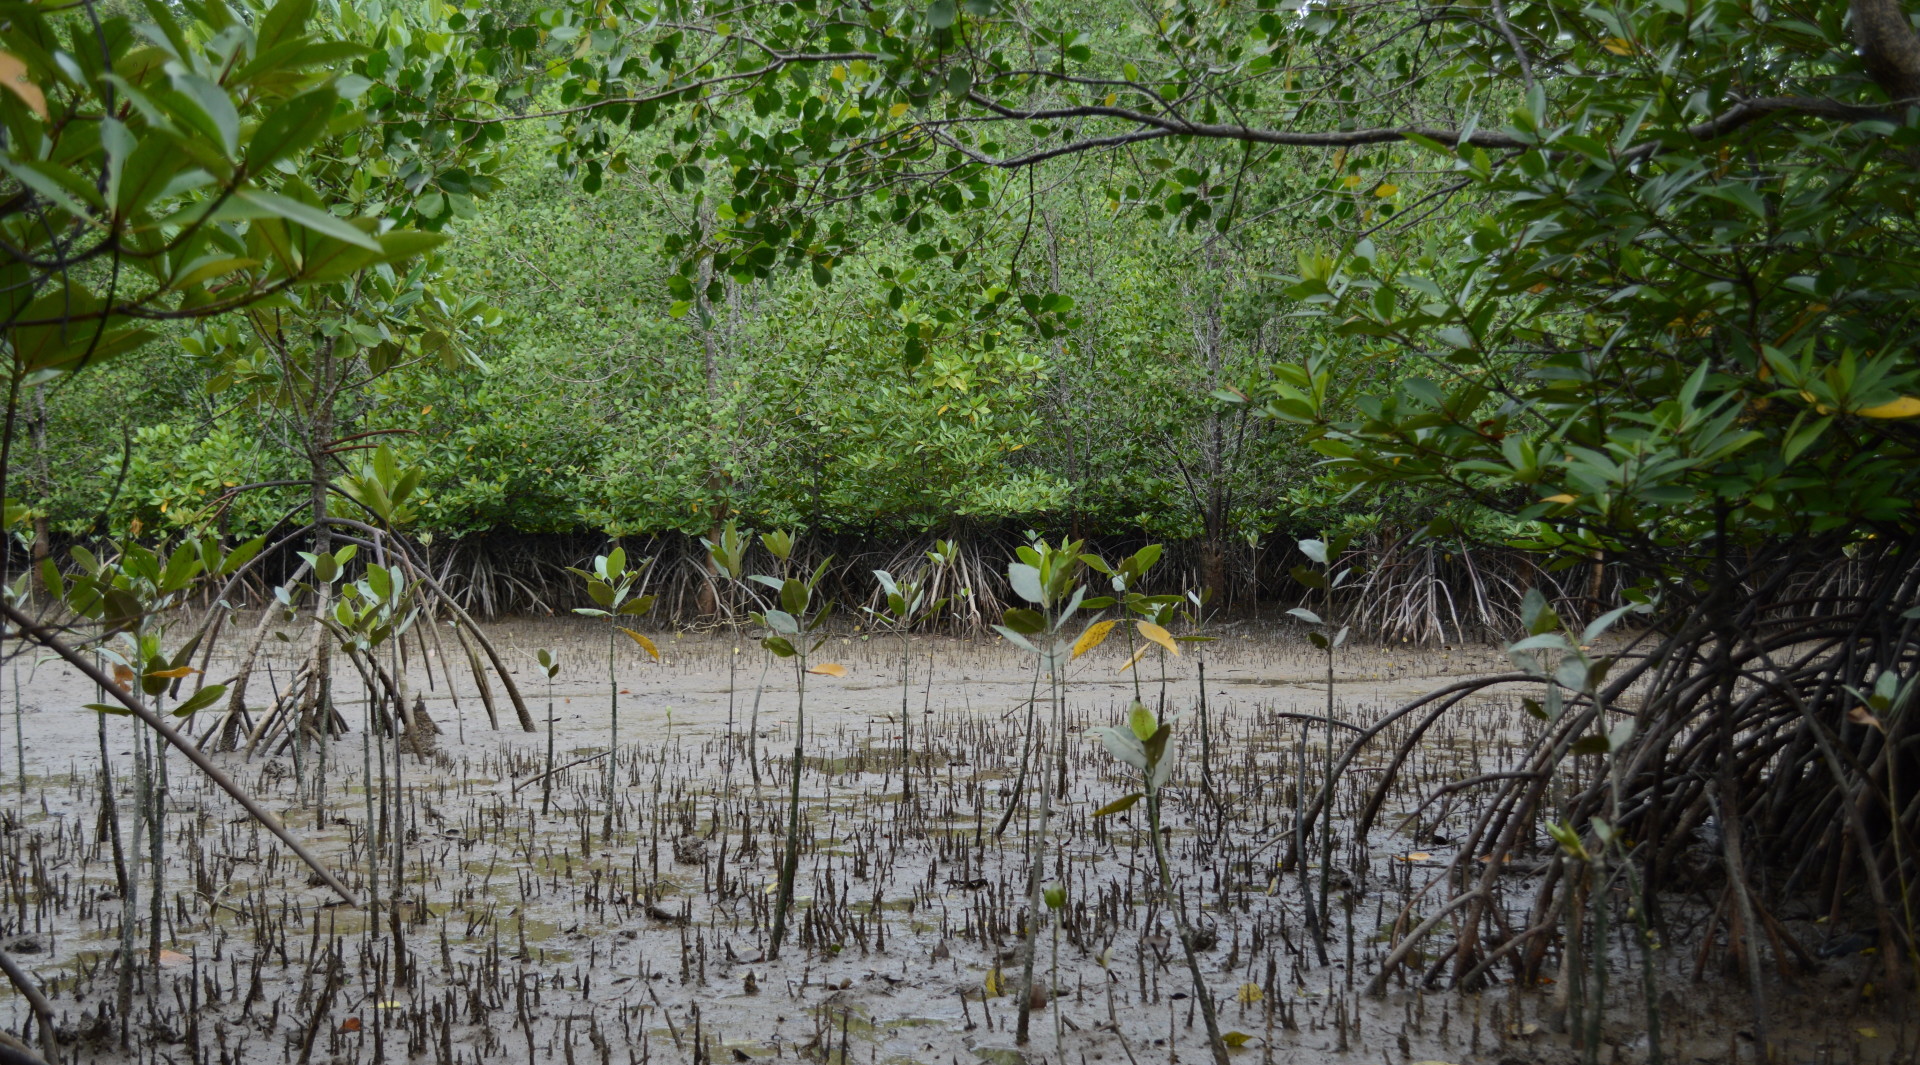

{"left": 0, "top": 0, "right": 455, "bottom": 383}
{"left": 1217, "top": 1, "right": 1920, "bottom": 582}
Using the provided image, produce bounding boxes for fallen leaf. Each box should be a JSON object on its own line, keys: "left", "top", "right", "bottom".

{"left": 983, "top": 965, "right": 1003, "bottom": 997}
{"left": 807, "top": 663, "right": 849, "bottom": 677}
{"left": 341, "top": 1017, "right": 362, "bottom": 1032}
{"left": 1222, "top": 1032, "right": 1253, "bottom": 1048}
{"left": 1859, "top": 1028, "right": 1879, "bottom": 1039}
{"left": 157, "top": 949, "right": 191, "bottom": 968}
{"left": 1398, "top": 852, "right": 1434, "bottom": 862}
{"left": 1235, "top": 982, "right": 1263, "bottom": 1005}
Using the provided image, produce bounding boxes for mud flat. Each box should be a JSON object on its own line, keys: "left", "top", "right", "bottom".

{"left": 0, "top": 624, "right": 1892, "bottom": 1064}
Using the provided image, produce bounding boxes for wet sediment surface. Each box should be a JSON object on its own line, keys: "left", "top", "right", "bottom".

{"left": 0, "top": 624, "right": 1894, "bottom": 1064}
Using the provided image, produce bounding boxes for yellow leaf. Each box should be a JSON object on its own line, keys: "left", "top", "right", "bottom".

{"left": 1600, "top": 37, "right": 1633, "bottom": 55}
{"left": 1398, "top": 851, "right": 1434, "bottom": 862}
{"left": 1374, "top": 183, "right": 1398, "bottom": 197}
{"left": 984, "top": 965, "right": 1003, "bottom": 996}
{"left": 146, "top": 666, "right": 199, "bottom": 679}
{"left": 1860, "top": 397, "right": 1920, "bottom": 419}
{"left": 1342, "top": 174, "right": 1362, "bottom": 189}
{"left": 806, "top": 663, "right": 849, "bottom": 677}
{"left": 1136, "top": 621, "right": 1179, "bottom": 656}
{"left": 1542, "top": 493, "right": 1576, "bottom": 504}
{"left": 617, "top": 627, "right": 660, "bottom": 661}
{"left": 1235, "top": 982, "right": 1263, "bottom": 1004}
{"left": 888, "top": 101, "right": 909, "bottom": 118}
{"left": 1072, "top": 620, "right": 1117, "bottom": 659}
{"left": 1222, "top": 1031, "right": 1253, "bottom": 1048}
{"left": 0, "top": 52, "right": 47, "bottom": 120}
{"left": 1116, "top": 645, "right": 1150, "bottom": 673}
{"left": 1859, "top": 1028, "right": 1879, "bottom": 1039}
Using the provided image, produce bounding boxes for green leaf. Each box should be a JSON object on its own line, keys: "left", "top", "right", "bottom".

{"left": 1002, "top": 607, "right": 1045, "bottom": 634}
{"left": 171, "top": 683, "right": 227, "bottom": 716}
{"left": 1570, "top": 734, "right": 1611, "bottom": 756}
{"left": 1008, "top": 562, "right": 1044, "bottom": 605}
{"left": 927, "top": 0, "right": 957, "bottom": 29}
{"left": 234, "top": 189, "right": 381, "bottom": 250}
{"left": 245, "top": 87, "right": 336, "bottom": 172}
{"left": 1128, "top": 701, "right": 1157, "bottom": 742}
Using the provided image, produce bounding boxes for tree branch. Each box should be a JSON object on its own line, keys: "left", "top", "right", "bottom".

{"left": 1851, "top": 0, "right": 1920, "bottom": 102}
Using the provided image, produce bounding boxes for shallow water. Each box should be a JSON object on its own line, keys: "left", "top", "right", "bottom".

{"left": 0, "top": 623, "right": 1897, "bottom": 1064}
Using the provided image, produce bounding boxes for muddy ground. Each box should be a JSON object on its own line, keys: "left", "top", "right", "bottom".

{"left": 0, "top": 620, "right": 1901, "bottom": 1065}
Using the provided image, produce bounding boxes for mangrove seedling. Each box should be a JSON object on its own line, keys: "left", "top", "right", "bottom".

{"left": 868, "top": 566, "right": 948, "bottom": 801}
{"left": 1092, "top": 702, "right": 1230, "bottom": 1065}
{"left": 752, "top": 557, "right": 844, "bottom": 959}
{"left": 566, "top": 546, "right": 659, "bottom": 795}
{"left": 992, "top": 535, "right": 1089, "bottom": 1045}
{"left": 536, "top": 650, "right": 561, "bottom": 815}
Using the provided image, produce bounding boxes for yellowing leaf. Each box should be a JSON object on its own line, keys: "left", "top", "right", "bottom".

{"left": 1600, "top": 37, "right": 1633, "bottom": 55}
{"left": 617, "top": 627, "right": 660, "bottom": 660}
{"left": 1342, "top": 174, "right": 1362, "bottom": 189}
{"left": 1092, "top": 792, "right": 1142, "bottom": 816}
{"left": 806, "top": 663, "right": 849, "bottom": 677}
{"left": 1072, "top": 620, "right": 1117, "bottom": 659}
{"left": 829, "top": 65, "right": 846, "bottom": 81}
{"left": 1374, "top": 183, "right": 1398, "bottom": 197}
{"left": 0, "top": 52, "right": 47, "bottom": 120}
{"left": 1542, "top": 493, "right": 1576, "bottom": 504}
{"left": 1235, "top": 982, "right": 1263, "bottom": 1004}
{"left": 146, "top": 666, "right": 199, "bottom": 679}
{"left": 1860, "top": 397, "right": 1920, "bottom": 419}
{"left": 888, "top": 101, "right": 909, "bottom": 118}
{"left": 1222, "top": 1031, "right": 1253, "bottom": 1048}
{"left": 1116, "top": 645, "right": 1150, "bottom": 673}
{"left": 1136, "top": 621, "right": 1179, "bottom": 656}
